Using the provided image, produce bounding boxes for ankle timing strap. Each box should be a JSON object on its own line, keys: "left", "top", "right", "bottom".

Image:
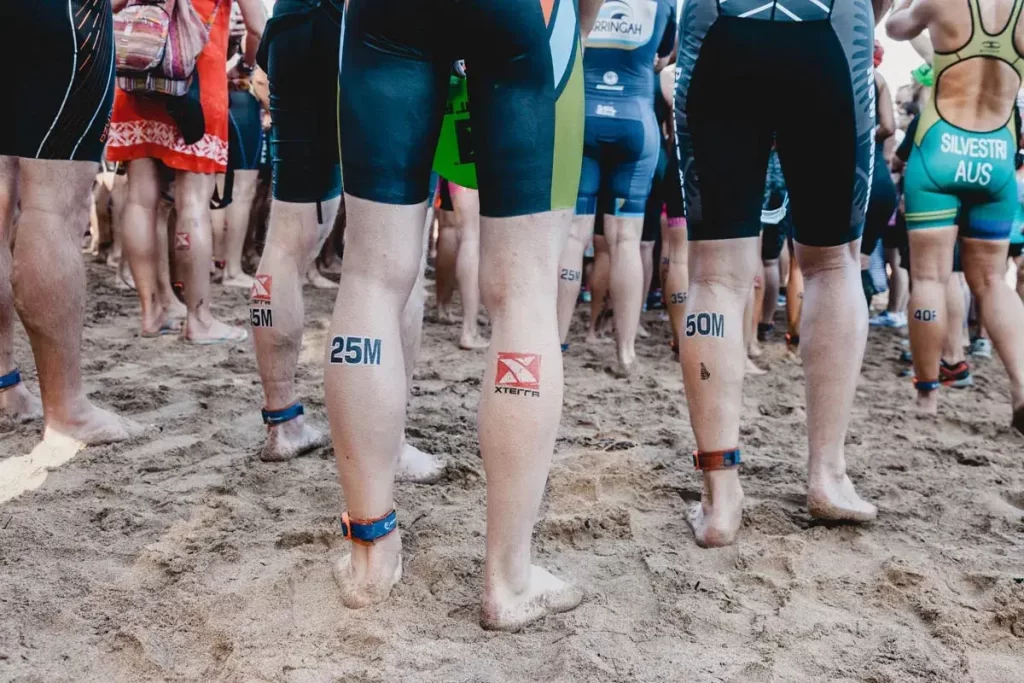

{"left": 914, "top": 378, "right": 941, "bottom": 393}
{"left": 341, "top": 510, "right": 397, "bottom": 546}
{"left": 0, "top": 368, "right": 21, "bottom": 390}
{"left": 693, "top": 448, "right": 742, "bottom": 471}
{"left": 261, "top": 403, "right": 304, "bottom": 425}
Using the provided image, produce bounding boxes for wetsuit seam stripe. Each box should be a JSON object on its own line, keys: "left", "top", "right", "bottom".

{"left": 38, "top": 0, "right": 79, "bottom": 158}
{"left": 72, "top": 17, "right": 114, "bottom": 160}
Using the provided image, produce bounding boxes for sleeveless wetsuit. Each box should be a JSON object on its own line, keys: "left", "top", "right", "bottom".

{"left": 676, "top": 0, "right": 875, "bottom": 246}
{"left": 1, "top": 0, "right": 115, "bottom": 162}
{"left": 577, "top": 0, "right": 676, "bottom": 218}
{"left": 862, "top": 82, "right": 899, "bottom": 255}
{"left": 903, "top": 0, "right": 1024, "bottom": 240}
{"left": 340, "top": 0, "right": 584, "bottom": 219}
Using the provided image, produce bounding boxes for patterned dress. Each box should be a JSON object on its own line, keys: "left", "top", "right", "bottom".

{"left": 106, "top": 0, "right": 230, "bottom": 174}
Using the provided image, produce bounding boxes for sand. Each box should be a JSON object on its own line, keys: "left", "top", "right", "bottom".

{"left": 1, "top": 261, "right": 1023, "bottom": 683}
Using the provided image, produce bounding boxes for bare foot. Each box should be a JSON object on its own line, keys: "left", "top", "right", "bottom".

{"left": 140, "top": 306, "right": 182, "bottom": 338}
{"left": 260, "top": 417, "right": 329, "bottom": 462}
{"left": 396, "top": 442, "right": 444, "bottom": 483}
{"left": 223, "top": 273, "right": 255, "bottom": 290}
{"left": 305, "top": 269, "right": 338, "bottom": 289}
{"left": 333, "top": 531, "right": 403, "bottom": 609}
{"left": 0, "top": 385, "right": 42, "bottom": 423}
{"left": 915, "top": 390, "right": 938, "bottom": 415}
{"left": 435, "top": 306, "right": 456, "bottom": 324}
{"left": 184, "top": 318, "right": 249, "bottom": 345}
{"left": 44, "top": 404, "right": 145, "bottom": 446}
{"left": 585, "top": 330, "right": 600, "bottom": 344}
{"left": 687, "top": 470, "right": 744, "bottom": 548}
{"left": 607, "top": 356, "right": 639, "bottom": 379}
{"left": 459, "top": 333, "right": 490, "bottom": 350}
{"left": 480, "top": 565, "right": 583, "bottom": 632}
{"left": 745, "top": 357, "right": 767, "bottom": 376}
{"left": 164, "top": 297, "right": 188, "bottom": 321}
{"left": 748, "top": 340, "right": 763, "bottom": 359}
{"left": 114, "top": 267, "right": 135, "bottom": 291}
{"left": 807, "top": 473, "right": 877, "bottom": 522}
{"left": 637, "top": 323, "right": 650, "bottom": 339}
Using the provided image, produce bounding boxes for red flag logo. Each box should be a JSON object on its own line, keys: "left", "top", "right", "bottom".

{"left": 251, "top": 274, "right": 272, "bottom": 302}
{"left": 495, "top": 353, "right": 541, "bottom": 391}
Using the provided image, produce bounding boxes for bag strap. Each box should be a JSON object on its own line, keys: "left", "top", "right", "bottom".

{"left": 203, "top": 0, "right": 226, "bottom": 30}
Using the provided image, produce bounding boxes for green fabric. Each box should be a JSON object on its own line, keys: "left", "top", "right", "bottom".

{"left": 433, "top": 76, "right": 478, "bottom": 189}
{"left": 911, "top": 64, "right": 933, "bottom": 88}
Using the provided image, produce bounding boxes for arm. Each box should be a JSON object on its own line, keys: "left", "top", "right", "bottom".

{"left": 909, "top": 33, "right": 934, "bottom": 64}
{"left": 873, "top": 0, "right": 894, "bottom": 24}
{"left": 659, "top": 64, "right": 675, "bottom": 111}
{"left": 579, "top": 0, "right": 604, "bottom": 42}
{"left": 235, "top": 0, "right": 267, "bottom": 43}
{"left": 875, "top": 72, "right": 896, "bottom": 143}
{"left": 886, "top": 0, "right": 931, "bottom": 40}
{"left": 112, "top": 0, "right": 129, "bottom": 12}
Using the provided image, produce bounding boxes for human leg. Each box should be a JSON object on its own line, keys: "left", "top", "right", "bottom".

{"left": 175, "top": 170, "right": 247, "bottom": 343}
{"left": 13, "top": 160, "right": 138, "bottom": 443}
{"left": 452, "top": 186, "right": 487, "bottom": 349}
{"left": 122, "top": 159, "right": 173, "bottom": 335}
{"left": 604, "top": 214, "right": 645, "bottom": 374}
{"left": 906, "top": 227, "right": 957, "bottom": 413}
{"left": 0, "top": 157, "right": 41, "bottom": 421}
{"left": 961, "top": 237, "right": 1024, "bottom": 427}
{"left": 556, "top": 214, "right": 595, "bottom": 346}
{"left": 587, "top": 233, "right": 611, "bottom": 342}
{"left": 224, "top": 170, "right": 259, "bottom": 287}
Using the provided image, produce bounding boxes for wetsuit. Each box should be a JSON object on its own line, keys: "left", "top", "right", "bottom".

{"left": 577, "top": 0, "right": 676, "bottom": 219}
{"left": 340, "top": 0, "right": 583, "bottom": 219}
{"left": 676, "top": 0, "right": 875, "bottom": 246}
{"left": 861, "top": 83, "right": 899, "bottom": 256}
{"left": 761, "top": 148, "right": 791, "bottom": 262}
{"left": 1, "top": 0, "right": 115, "bottom": 162}
{"left": 641, "top": 76, "right": 674, "bottom": 242}
{"left": 257, "top": 0, "right": 343, "bottom": 204}
{"left": 903, "top": 0, "right": 1024, "bottom": 240}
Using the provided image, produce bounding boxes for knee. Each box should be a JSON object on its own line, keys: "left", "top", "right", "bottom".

{"left": 797, "top": 243, "right": 860, "bottom": 280}
{"left": 963, "top": 262, "right": 1004, "bottom": 296}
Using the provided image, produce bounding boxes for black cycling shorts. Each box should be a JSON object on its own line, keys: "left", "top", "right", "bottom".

{"left": 0, "top": 0, "right": 115, "bottom": 162}
{"left": 258, "top": 0, "right": 343, "bottom": 203}
{"left": 339, "top": 0, "right": 583, "bottom": 218}
{"left": 228, "top": 89, "right": 263, "bottom": 172}
{"left": 676, "top": 1, "right": 875, "bottom": 246}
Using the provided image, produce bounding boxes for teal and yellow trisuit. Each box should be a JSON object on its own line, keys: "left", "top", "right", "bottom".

{"left": 904, "top": 0, "right": 1024, "bottom": 239}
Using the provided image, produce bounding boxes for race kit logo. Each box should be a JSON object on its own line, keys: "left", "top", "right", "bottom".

{"left": 249, "top": 275, "right": 273, "bottom": 327}
{"left": 588, "top": 0, "right": 658, "bottom": 50}
{"left": 174, "top": 232, "right": 191, "bottom": 250}
{"left": 494, "top": 352, "right": 541, "bottom": 397}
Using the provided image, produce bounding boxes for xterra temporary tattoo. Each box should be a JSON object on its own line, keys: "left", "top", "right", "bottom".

{"left": 330, "top": 336, "right": 382, "bottom": 366}
{"left": 560, "top": 268, "right": 582, "bottom": 282}
{"left": 494, "top": 352, "right": 541, "bottom": 398}
{"left": 670, "top": 291, "right": 688, "bottom": 305}
{"left": 249, "top": 275, "right": 273, "bottom": 327}
{"left": 250, "top": 275, "right": 272, "bottom": 303}
{"left": 174, "top": 232, "right": 191, "bottom": 250}
{"left": 685, "top": 312, "right": 725, "bottom": 338}
{"left": 913, "top": 309, "right": 938, "bottom": 322}
{"left": 700, "top": 363, "right": 711, "bottom": 380}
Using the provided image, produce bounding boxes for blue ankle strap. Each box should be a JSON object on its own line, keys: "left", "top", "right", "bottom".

{"left": 914, "top": 378, "right": 941, "bottom": 393}
{"left": 0, "top": 369, "right": 21, "bottom": 390}
{"left": 262, "top": 402, "right": 304, "bottom": 425}
{"left": 341, "top": 509, "right": 397, "bottom": 545}
{"left": 560, "top": 343, "right": 569, "bottom": 353}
